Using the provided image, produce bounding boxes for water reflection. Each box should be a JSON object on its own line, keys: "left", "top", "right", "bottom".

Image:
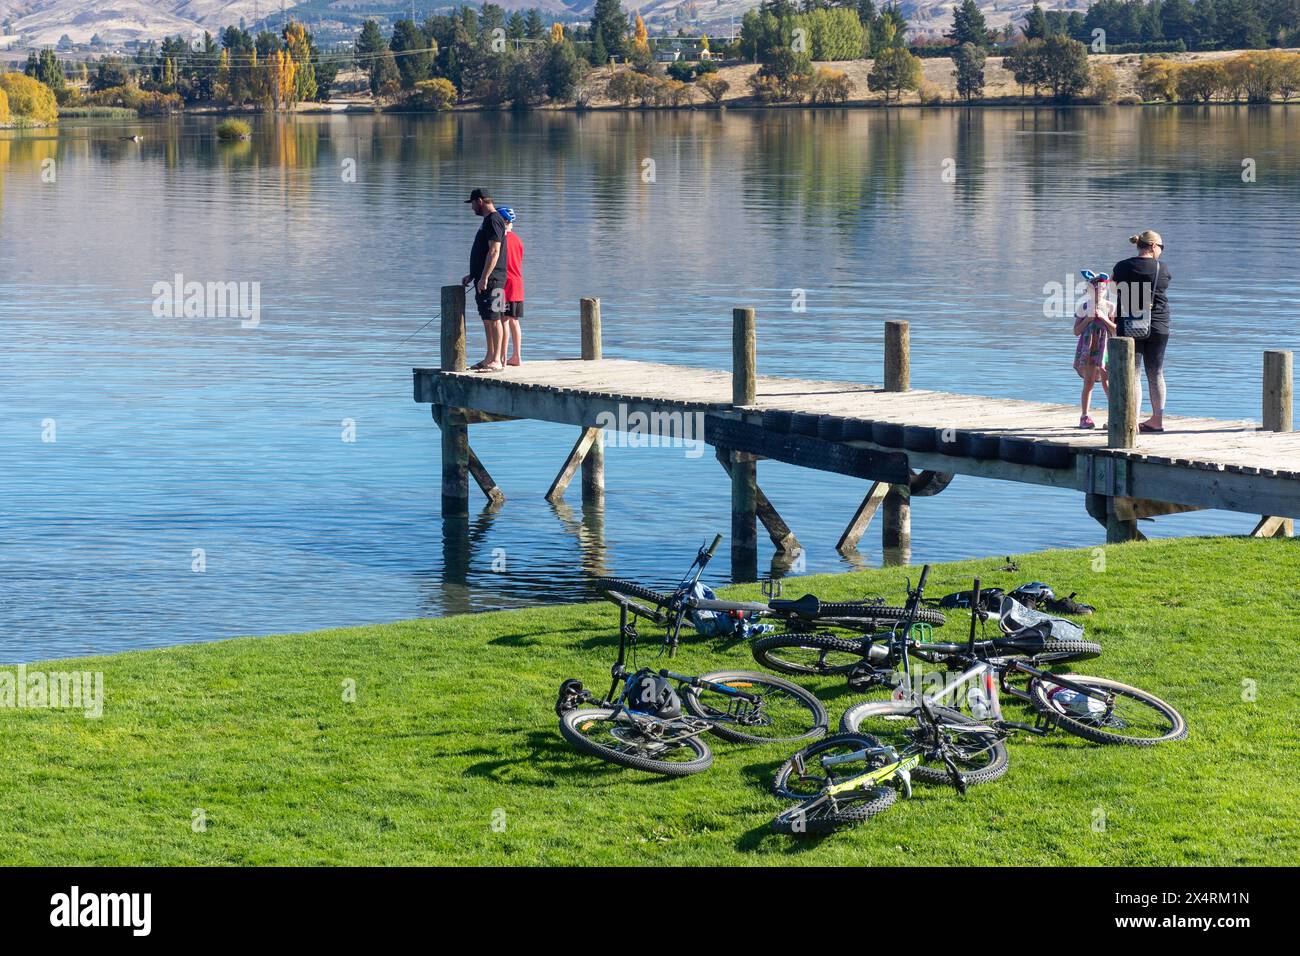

{"left": 4, "top": 107, "right": 1299, "bottom": 657}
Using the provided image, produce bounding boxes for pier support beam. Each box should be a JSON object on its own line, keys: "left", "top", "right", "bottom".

{"left": 1100, "top": 336, "right": 1142, "bottom": 543}
{"left": 731, "top": 307, "right": 759, "bottom": 579}
{"left": 883, "top": 319, "right": 912, "bottom": 552}
{"left": 546, "top": 427, "right": 601, "bottom": 503}
{"left": 439, "top": 285, "right": 470, "bottom": 516}
{"left": 716, "top": 447, "right": 800, "bottom": 554}
{"left": 1257, "top": 350, "right": 1293, "bottom": 537}
{"left": 580, "top": 297, "right": 605, "bottom": 505}
{"left": 838, "top": 481, "right": 890, "bottom": 553}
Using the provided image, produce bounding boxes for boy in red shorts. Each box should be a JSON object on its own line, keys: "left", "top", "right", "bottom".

{"left": 499, "top": 206, "right": 524, "bottom": 367}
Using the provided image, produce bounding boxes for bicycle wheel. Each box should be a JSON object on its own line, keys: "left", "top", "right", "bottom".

{"left": 682, "top": 671, "right": 827, "bottom": 744}
{"left": 1029, "top": 675, "right": 1187, "bottom": 746}
{"left": 838, "top": 699, "right": 1009, "bottom": 786}
{"left": 558, "top": 707, "right": 713, "bottom": 775}
{"left": 1026, "top": 640, "right": 1103, "bottom": 663}
{"left": 771, "top": 734, "right": 898, "bottom": 835}
{"left": 751, "top": 632, "right": 873, "bottom": 676}
{"left": 784, "top": 602, "right": 947, "bottom": 628}
{"left": 595, "top": 577, "right": 671, "bottom": 611}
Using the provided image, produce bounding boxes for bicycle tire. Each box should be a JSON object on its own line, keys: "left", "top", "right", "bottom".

{"left": 558, "top": 707, "right": 714, "bottom": 775}
{"left": 595, "top": 577, "right": 671, "bottom": 610}
{"left": 838, "top": 699, "right": 1009, "bottom": 786}
{"left": 1023, "top": 639, "right": 1103, "bottom": 663}
{"left": 1029, "top": 675, "right": 1188, "bottom": 746}
{"left": 771, "top": 733, "right": 899, "bottom": 835}
{"left": 686, "top": 671, "right": 826, "bottom": 743}
{"left": 751, "top": 632, "right": 872, "bottom": 676}
{"left": 682, "top": 671, "right": 827, "bottom": 744}
{"left": 776, "top": 602, "right": 946, "bottom": 627}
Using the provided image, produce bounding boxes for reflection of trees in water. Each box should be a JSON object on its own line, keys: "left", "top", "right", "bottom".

{"left": 738, "top": 110, "right": 917, "bottom": 230}
{"left": 953, "top": 108, "right": 986, "bottom": 210}
{"left": 0, "top": 132, "right": 59, "bottom": 215}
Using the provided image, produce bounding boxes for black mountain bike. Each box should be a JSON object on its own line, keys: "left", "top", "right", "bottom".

{"left": 557, "top": 536, "right": 828, "bottom": 776}
{"left": 770, "top": 566, "right": 1004, "bottom": 835}
{"left": 842, "top": 579, "right": 1187, "bottom": 748}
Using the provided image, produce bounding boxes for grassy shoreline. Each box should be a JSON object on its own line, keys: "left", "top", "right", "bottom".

{"left": 1, "top": 536, "right": 1296, "bottom": 866}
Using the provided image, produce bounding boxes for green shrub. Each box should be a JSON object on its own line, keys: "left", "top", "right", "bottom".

{"left": 666, "top": 61, "right": 695, "bottom": 83}
{"left": 82, "top": 85, "right": 181, "bottom": 115}
{"left": 0, "top": 73, "right": 58, "bottom": 123}
{"left": 216, "top": 118, "right": 251, "bottom": 141}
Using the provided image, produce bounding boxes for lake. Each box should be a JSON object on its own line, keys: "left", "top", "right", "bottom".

{"left": 3, "top": 106, "right": 1298, "bottom": 659}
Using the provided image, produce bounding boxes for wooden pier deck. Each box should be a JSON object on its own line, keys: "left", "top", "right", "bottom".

{"left": 415, "top": 291, "right": 1297, "bottom": 574}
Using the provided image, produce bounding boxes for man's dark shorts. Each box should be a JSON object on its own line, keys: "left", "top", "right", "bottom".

{"left": 1132, "top": 330, "right": 1170, "bottom": 373}
{"left": 474, "top": 284, "right": 506, "bottom": 322}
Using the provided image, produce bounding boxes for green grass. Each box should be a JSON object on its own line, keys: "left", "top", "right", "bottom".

{"left": 1, "top": 537, "right": 1296, "bottom": 866}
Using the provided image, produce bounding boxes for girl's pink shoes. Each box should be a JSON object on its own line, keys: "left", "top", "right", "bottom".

{"left": 1079, "top": 415, "right": 1096, "bottom": 429}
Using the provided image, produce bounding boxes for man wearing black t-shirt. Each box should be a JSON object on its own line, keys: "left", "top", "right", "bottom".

{"left": 461, "top": 188, "right": 510, "bottom": 372}
{"left": 1113, "top": 229, "right": 1172, "bottom": 432}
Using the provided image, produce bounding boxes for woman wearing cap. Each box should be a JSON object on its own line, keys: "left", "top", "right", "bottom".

{"left": 1112, "top": 229, "right": 1172, "bottom": 433}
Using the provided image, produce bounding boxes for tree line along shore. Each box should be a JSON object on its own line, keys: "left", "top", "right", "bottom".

{"left": 3, "top": 2, "right": 1300, "bottom": 128}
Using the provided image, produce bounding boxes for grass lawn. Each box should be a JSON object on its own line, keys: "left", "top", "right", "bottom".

{"left": 1, "top": 536, "right": 1296, "bottom": 866}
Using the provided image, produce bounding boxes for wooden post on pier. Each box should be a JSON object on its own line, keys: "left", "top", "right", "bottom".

{"left": 1254, "top": 350, "right": 1294, "bottom": 537}
{"left": 439, "top": 285, "right": 470, "bottom": 515}
{"left": 882, "top": 320, "right": 911, "bottom": 551}
{"left": 580, "top": 297, "right": 605, "bottom": 504}
{"left": 731, "top": 307, "right": 758, "bottom": 579}
{"left": 1103, "top": 336, "right": 1140, "bottom": 542}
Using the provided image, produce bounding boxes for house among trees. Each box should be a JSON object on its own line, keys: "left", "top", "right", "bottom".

{"left": 653, "top": 37, "right": 717, "bottom": 63}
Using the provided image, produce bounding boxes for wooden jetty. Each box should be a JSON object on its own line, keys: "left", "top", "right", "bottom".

{"left": 414, "top": 286, "right": 1297, "bottom": 577}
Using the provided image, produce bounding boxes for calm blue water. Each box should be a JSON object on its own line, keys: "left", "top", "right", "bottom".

{"left": 3, "top": 108, "right": 1299, "bottom": 659}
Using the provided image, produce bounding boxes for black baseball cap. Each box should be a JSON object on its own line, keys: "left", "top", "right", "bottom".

{"left": 464, "top": 188, "right": 491, "bottom": 203}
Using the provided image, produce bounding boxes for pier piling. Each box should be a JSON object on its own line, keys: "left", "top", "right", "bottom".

{"left": 882, "top": 320, "right": 911, "bottom": 551}
{"left": 1256, "top": 350, "right": 1294, "bottom": 537}
{"left": 439, "top": 285, "right": 470, "bottom": 515}
{"left": 580, "top": 298, "right": 605, "bottom": 504}
{"left": 730, "top": 307, "right": 759, "bottom": 578}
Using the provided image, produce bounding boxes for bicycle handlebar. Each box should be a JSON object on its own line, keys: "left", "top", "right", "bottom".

{"left": 704, "top": 534, "right": 723, "bottom": 560}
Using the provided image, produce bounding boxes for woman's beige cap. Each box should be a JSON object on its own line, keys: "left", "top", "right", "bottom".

{"left": 1129, "top": 229, "right": 1164, "bottom": 248}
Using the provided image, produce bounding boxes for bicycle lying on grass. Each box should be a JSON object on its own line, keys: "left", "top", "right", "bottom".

{"left": 556, "top": 535, "right": 828, "bottom": 776}
{"left": 841, "top": 579, "right": 1187, "bottom": 747}
{"left": 770, "top": 566, "right": 992, "bottom": 834}
{"left": 600, "top": 559, "right": 954, "bottom": 674}
{"left": 769, "top": 571, "right": 1187, "bottom": 835}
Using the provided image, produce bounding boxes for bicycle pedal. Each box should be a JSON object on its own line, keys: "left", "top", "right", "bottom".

{"left": 792, "top": 752, "right": 806, "bottom": 776}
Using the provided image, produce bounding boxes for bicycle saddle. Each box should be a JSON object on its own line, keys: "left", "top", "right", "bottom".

{"left": 769, "top": 594, "right": 821, "bottom": 618}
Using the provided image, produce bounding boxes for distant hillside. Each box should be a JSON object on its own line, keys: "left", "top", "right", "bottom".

{"left": 0, "top": 0, "right": 1078, "bottom": 48}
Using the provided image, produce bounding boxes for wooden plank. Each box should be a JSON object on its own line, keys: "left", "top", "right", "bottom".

{"left": 837, "top": 481, "right": 890, "bottom": 553}
{"left": 706, "top": 414, "right": 911, "bottom": 484}
{"left": 545, "top": 427, "right": 599, "bottom": 503}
